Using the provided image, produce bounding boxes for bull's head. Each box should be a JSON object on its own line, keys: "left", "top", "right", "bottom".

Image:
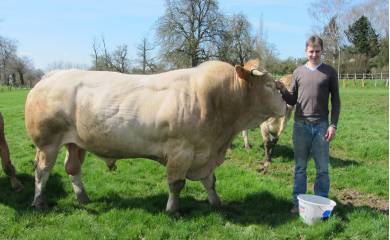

{"left": 235, "top": 59, "right": 287, "bottom": 119}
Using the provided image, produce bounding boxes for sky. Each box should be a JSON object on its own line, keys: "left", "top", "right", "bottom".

{"left": 1, "top": 0, "right": 314, "bottom": 71}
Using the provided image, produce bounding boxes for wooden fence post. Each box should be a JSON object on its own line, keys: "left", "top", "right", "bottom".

{"left": 362, "top": 73, "right": 365, "bottom": 87}
{"left": 343, "top": 79, "right": 346, "bottom": 87}
{"left": 353, "top": 78, "right": 356, "bottom": 86}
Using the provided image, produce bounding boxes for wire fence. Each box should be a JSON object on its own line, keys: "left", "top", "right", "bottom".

{"left": 338, "top": 73, "right": 389, "bottom": 87}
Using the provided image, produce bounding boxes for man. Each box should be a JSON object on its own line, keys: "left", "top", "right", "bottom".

{"left": 275, "top": 35, "right": 341, "bottom": 214}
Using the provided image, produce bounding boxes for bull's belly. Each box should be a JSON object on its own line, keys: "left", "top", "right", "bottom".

{"left": 86, "top": 141, "right": 163, "bottom": 160}
{"left": 74, "top": 130, "right": 166, "bottom": 161}
{"left": 72, "top": 128, "right": 214, "bottom": 174}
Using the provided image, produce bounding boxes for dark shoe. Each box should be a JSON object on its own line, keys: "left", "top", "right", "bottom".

{"left": 290, "top": 204, "right": 299, "bottom": 214}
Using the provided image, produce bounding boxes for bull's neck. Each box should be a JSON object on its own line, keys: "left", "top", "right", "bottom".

{"left": 210, "top": 72, "right": 256, "bottom": 132}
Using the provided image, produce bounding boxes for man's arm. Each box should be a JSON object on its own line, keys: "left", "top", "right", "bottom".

{"left": 326, "top": 68, "right": 341, "bottom": 142}
{"left": 275, "top": 79, "right": 297, "bottom": 106}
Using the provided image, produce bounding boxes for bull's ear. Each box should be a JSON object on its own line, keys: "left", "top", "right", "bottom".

{"left": 235, "top": 65, "right": 251, "bottom": 81}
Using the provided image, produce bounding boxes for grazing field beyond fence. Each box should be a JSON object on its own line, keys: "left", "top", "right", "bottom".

{"left": 0, "top": 87, "right": 388, "bottom": 239}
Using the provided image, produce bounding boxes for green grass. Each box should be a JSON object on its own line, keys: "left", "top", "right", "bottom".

{"left": 0, "top": 87, "right": 388, "bottom": 239}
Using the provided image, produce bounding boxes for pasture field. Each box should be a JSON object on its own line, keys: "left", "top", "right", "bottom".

{"left": 0, "top": 86, "right": 388, "bottom": 239}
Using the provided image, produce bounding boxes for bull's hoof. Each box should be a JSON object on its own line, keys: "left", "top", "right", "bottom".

{"left": 76, "top": 192, "right": 91, "bottom": 204}
{"left": 108, "top": 165, "right": 117, "bottom": 171}
{"left": 212, "top": 201, "right": 225, "bottom": 209}
{"left": 32, "top": 197, "right": 48, "bottom": 210}
{"left": 167, "top": 210, "right": 182, "bottom": 219}
{"left": 11, "top": 180, "right": 25, "bottom": 192}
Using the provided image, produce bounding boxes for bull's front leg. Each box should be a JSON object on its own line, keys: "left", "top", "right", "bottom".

{"left": 165, "top": 139, "right": 194, "bottom": 218}
{"left": 166, "top": 179, "right": 185, "bottom": 218}
{"left": 200, "top": 172, "right": 224, "bottom": 208}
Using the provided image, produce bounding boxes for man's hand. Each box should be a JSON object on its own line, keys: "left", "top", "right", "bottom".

{"left": 275, "top": 78, "right": 287, "bottom": 92}
{"left": 325, "top": 126, "right": 337, "bottom": 142}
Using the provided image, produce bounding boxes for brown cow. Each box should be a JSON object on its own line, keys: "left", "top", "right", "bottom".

{"left": 0, "top": 111, "right": 24, "bottom": 192}
{"left": 25, "top": 59, "right": 287, "bottom": 217}
{"left": 242, "top": 75, "right": 293, "bottom": 166}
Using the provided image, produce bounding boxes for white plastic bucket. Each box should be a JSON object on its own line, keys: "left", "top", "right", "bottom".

{"left": 297, "top": 194, "right": 336, "bottom": 225}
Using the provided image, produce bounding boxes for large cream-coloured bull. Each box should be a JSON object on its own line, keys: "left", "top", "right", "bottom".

{"left": 242, "top": 75, "right": 293, "bottom": 166}
{"left": 25, "top": 60, "right": 287, "bottom": 217}
{"left": 0, "top": 111, "right": 24, "bottom": 192}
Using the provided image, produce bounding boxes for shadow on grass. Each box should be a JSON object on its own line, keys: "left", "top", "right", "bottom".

{"left": 273, "top": 144, "right": 294, "bottom": 163}
{"left": 0, "top": 172, "right": 386, "bottom": 228}
{"left": 71, "top": 190, "right": 296, "bottom": 227}
{"left": 332, "top": 198, "right": 388, "bottom": 223}
{"left": 0, "top": 172, "right": 67, "bottom": 210}
{"left": 74, "top": 189, "right": 389, "bottom": 226}
{"left": 230, "top": 140, "right": 295, "bottom": 164}
{"left": 330, "top": 156, "right": 360, "bottom": 168}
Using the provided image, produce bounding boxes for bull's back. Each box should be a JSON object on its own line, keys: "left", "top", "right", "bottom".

{"left": 25, "top": 69, "right": 201, "bottom": 159}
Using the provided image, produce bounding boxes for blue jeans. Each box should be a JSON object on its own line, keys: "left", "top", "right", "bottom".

{"left": 292, "top": 120, "right": 330, "bottom": 205}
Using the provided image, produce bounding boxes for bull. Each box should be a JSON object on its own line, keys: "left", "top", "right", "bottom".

{"left": 25, "top": 59, "right": 287, "bottom": 217}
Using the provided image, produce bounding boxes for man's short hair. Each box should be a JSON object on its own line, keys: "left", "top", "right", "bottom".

{"left": 306, "top": 35, "right": 323, "bottom": 50}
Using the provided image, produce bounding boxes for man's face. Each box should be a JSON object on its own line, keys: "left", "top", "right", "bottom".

{"left": 305, "top": 45, "right": 323, "bottom": 67}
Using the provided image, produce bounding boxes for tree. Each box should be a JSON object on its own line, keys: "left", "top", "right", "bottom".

{"left": 277, "top": 58, "right": 297, "bottom": 76}
{"left": 254, "top": 15, "right": 279, "bottom": 73}
{"left": 0, "top": 35, "right": 18, "bottom": 85}
{"left": 46, "top": 60, "right": 89, "bottom": 71}
{"left": 90, "top": 35, "right": 131, "bottom": 73}
{"left": 308, "top": 0, "right": 351, "bottom": 69}
{"left": 10, "top": 55, "right": 33, "bottom": 86}
{"left": 216, "top": 13, "right": 256, "bottom": 66}
{"left": 25, "top": 68, "right": 44, "bottom": 88}
{"left": 345, "top": 15, "right": 380, "bottom": 58}
{"left": 308, "top": 0, "right": 351, "bottom": 36}
{"left": 136, "top": 33, "right": 157, "bottom": 74}
{"left": 348, "top": 0, "right": 389, "bottom": 39}
{"left": 112, "top": 44, "right": 131, "bottom": 73}
{"left": 375, "top": 36, "right": 389, "bottom": 70}
{"left": 155, "top": 0, "right": 224, "bottom": 68}
{"left": 322, "top": 15, "right": 343, "bottom": 66}
{"left": 91, "top": 36, "right": 102, "bottom": 70}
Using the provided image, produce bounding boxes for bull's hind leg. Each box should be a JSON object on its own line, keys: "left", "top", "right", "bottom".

{"left": 65, "top": 143, "right": 90, "bottom": 204}
{"left": 200, "top": 172, "right": 224, "bottom": 208}
{"left": 242, "top": 130, "right": 251, "bottom": 151}
{"left": 264, "top": 137, "right": 279, "bottom": 164}
{"left": 32, "top": 147, "right": 59, "bottom": 210}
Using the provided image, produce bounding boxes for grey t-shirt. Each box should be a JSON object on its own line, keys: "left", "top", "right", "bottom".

{"left": 281, "top": 63, "right": 341, "bottom": 127}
